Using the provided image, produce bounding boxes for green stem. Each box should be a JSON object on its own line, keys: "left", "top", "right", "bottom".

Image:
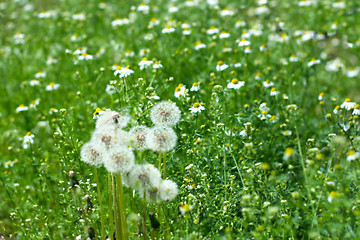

{"left": 116, "top": 173, "right": 128, "bottom": 239}
{"left": 94, "top": 167, "right": 105, "bottom": 240}
{"left": 112, "top": 174, "right": 121, "bottom": 240}
{"left": 108, "top": 172, "right": 114, "bottom": 240}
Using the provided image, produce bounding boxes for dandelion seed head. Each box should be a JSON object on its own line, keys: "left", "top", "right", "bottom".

{"left": 146, "top": 126, "right": 177, "bottom": 152}
{"left": 159, "top": 179, "right": 178, "bottom": 201}
{"left": 96, "top": 110, "right": 130, "bottom": 129}
{"left": 129, "top": 164, "right": 161, "bottom": 193}
{"left": 80, "top": 142, "right": 103, "bottom": 166}
{"left": 103, "top": 147, "right": 135, "bottom": 173}
{"left": 150, "top": 101, "right": 181, "bottom": 127}
{"left": 129, "top": 125, "right": 150, "bottom": 150}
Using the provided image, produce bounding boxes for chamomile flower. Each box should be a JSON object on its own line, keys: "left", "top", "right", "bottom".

{"left": 328, "top": 191, "right": 341, "bottom": 203}
{"left": 282, "top": 130, "right": 292, "bottom": 136}
{"left": 270, "top": 87, "right": 279, "bottom": 96}
{"left": 14, "top": 33, "right": 25, "bottom": 44}
{"left": 96, "top": 110, "right": 130, "bottom": 129}
{"left": 35, "top": 71, "right": 46, "bottom": 78}
{"left": 227, "top": 78, "right": 245, "bottom": 89}
{"left": 333, "top": 106, "right": 341, "bottom": 114}
{"left": 93, "top": 108, "right": 105, "bottom": 119}
{"left": 181, "top": 22, "right": 191, "bottom": 29}
{"left": 289, "top": 54, "right": 299, "bottom": 62}
{"left": 29, "top": 79, "right": 40, "bottom": 86}
{"left": 103, "top": 147, "right": 135, "bottom": 173}
{"left": 352, "top": 104, "right": 360, "bottom": 115}
{"left": 174, "top": 84, "right": 188, "bottom": 98}
{"left": 78, "top": 52, "right": 93, "bottom": 61}
{"left": 189, "top": 102, "right": 205, "bottom": 113}
{"left": 148, "top": 18, "right": 160, "bottom": 28}
{"left": 114, "top": 66, "right": 134, "bottom": 78}
{"left": 318, "top": 92, "right": 325, "bottom": 101}
{"left": 347, "top": 150, "right": 359, "bottom": 161}
{"left": 262, "top": 80, "right": 274, "bottom": 88}
{"left": 219, "top": 31, "right": 230, "bottom": 39}
{"left": 139, "top": 58, "right": 153, "bottom": 70}
{"left": 345, "top": 68, "right": 359, "bottom": 78}
{"left": 168, "top": 5, "right": 179, "bottom": 13}
{"left": 254, "top": 5, "right": 269, "bottom": 15}
{"left": 146, "top": 126, "right": 177, "bottom": 152}
{"left": 244, "top": 46, "right": 252, "bottom": 53}
{"left": 259, "top": 103, "right": 269, "bottom": 112}
{"left": 111, "top": 18, "right": 130, "bottom": 26}
{"left": 80, "top": 142, "right": 103, "bottom": 166}
{"left": 238, "top": 39, "right": 251, "bottom": 47}
{"left": 216, "top": 61, "right": 228, "bottom": 71}
{"left": 159, "top": 180, "right": 178, "bottom": 201}
{"left": 326, "top": 58, "right": 344, "bottom": 72}
{"left": 46, "top": 82, "right": 60, "bottom": 91}
{"left": 240, "top": 129, "right": 248, "bottom": 137}
{"left": 22, "top": 132, "right": 34, "bottom": 149}
{"left": 220, "top": 8, "right": 234, "bottom": 16}
{"left": 190, "top": 82, "right": 200, "bottom": 91}
{"left": 150, "top": 101, "right": 181, "bottom": 127}
{"left": 73, "top": 48, "right": 87, "bottom": 55}
{"left": 340, "top": 98, "right": 356, "bottom": 110}
{"left": 129, "top": 125, "right": 150, "bottom": 150}
{"left": 29, "top": 99, "right": 40, "bottom": 109}
{"left": 124, "top": 50, "right": 135, "bottom": 57}
{"left": 72, "top": 13, "right": 85, "bottom": 21}
{"left": 153, "top": 61, "right": 163, "bottom": 69}
{"left": 307, "top": 58, "right": 320, "bottom": 67}
{"left": 207, "top": 26, "right": 219, "bottom": 35}
{"left": 283, "top": 147, "right": 295, "bottom": 160}
{"left": 46, "top": 57, "right": 58, "bottom": 65}
{"left": 144, "top": 33, "right": 154, "bottom": 40}
{"left": 162, "top": 26, "right": 175, "bottom": 34}
{"left": 195, "top": 41, "right": 206, "bottom": 50}
{"left": 106, "top": 85, "right": 116, "bottom": 95}
{"left": 182, "top": 28, "right": 192, "bottom": 35}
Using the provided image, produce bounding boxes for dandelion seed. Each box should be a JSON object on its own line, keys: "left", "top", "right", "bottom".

{"left": 129, "top": 125, "right": 150, "bottom": 150}
{"left": 96, "top": 110, "right": 130, "bottom": 129}
{"left": 103, "top": 147, "right": 135, "bottom": 173}
{"left": 129, "top": 164, "right": 161, "bottom": 193}
{"left": 150, "top": 101, "right": 181, "bottom": 127}
{"left": 80, "top": 142, "right": 103, "bottom": 166}
{"left": 189, "top": 102, "right": 205, "bottom": 113}
{"left": 146, "top": 126, "right": 177, "bottom": 152}
{"left": 159, "top": 180, "right": 178, "bottom": 201}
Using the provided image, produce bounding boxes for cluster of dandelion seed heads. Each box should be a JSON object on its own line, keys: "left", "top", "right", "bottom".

{"left": 80, "top": 102, "right": 180, "bottom": 202}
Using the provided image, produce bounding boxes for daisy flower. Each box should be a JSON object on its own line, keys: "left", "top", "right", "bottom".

{"left": 29, "top": 79, "right": 40, "bottom": 86}
{"left": 283, "top": 147, "right": 295, "bottom": 160}
{"left": 352, "top": 104, "right": 360, "bottom": 115}
{"left": 238, "top": 39, "right": 251, "bottom": 47}
{"left": 270, "top": 87, "right": 279, "bottom": 96}
{"left": 340, "top": 98, "right": 356, "bottom": 110}
{"left": 153, "top": 61, "right": 163, "bottom": 69}
{"left": 259, "top": 103, "right": 269, "bottom": 112}
{"left": 174, "top": 84, "right": 188, "bottom": 98}
{"left": 262, "top": 80, "right": 274, "bottom": 88}
{"left": 207, "top": 26, "right": 219, "bottom": 35}
{"left": 22, "top": 132, "right": 34, "bottom": 149}
{"left": 14, "top": 33, "right": 25, "bottom": 44}
{"left": 190, "top": 82, "right": 200, "bottom": 91}
{"left": 72, "top": 13, "right": 85, "bottom": 20}
{"left": 182, "top": 28, "right": 191, "bottom": 35}
{"left": 162, "top": 26, "right": 175, "bottom": 34}
{"left": 106, "top": 84, "right": 116, "bottom": 95}
{"left": 189, "top": 102, "right": 205, "bottom": 113}
{"left": 289, "top": 54, "right": 299, "bottom": 62}
{"left": 333, "top": 106, "right": 341, "bottom": 114}
{"left": 137, "top": 3, "right": 150, "bottom": 13}
{"left": 78, "top": 53, "right": 93, "bottom": 61}
{"left": 195, "top": 41, "right": 206, "bottom": 50}
{"left": 227, "top": 78, "right": 245, "bottom": 89}
{"left": 46, "top": 82, "right": 60, "bottom": 91}
{"left": 219, "top": 31, "right": 230, "bottom": 39}
{"left": 35, "top": 71, "right": 46, "bottom": 78}
{"left": 220, "top": 8, "right": 234, "bottom": 16}
{"left": 307, "top": 58, "right": 320, "bottom": 67}
{"left": 345, "top": 68, "right": 359, "bottom": 78}
{"left": 244, "top": 46, "right": 252, "bottom": 53}
{"left": 216, "top": 61, "right": 228, "bottom": 71}
{"left": 139, "top": 57, "right": 153, "bottom": 70}
{"left": 347, "top": 150, "right": 360, "bottom": 161}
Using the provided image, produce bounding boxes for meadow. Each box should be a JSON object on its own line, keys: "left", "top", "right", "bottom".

{"left": 1, "top": 0, "right": 360, "bottom": 239}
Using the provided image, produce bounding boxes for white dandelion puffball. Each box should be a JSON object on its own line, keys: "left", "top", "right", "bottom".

{"left": 96, "top": 109, "right": 130, "bottom": 129}
{"left": 103, "top": 147, "right": 135, "bottom": 173}
{"left": 150, "top": 101, "right": 181, "bottom": 127}
{"left": 91, "top": 126, "right": 117, "bottom": 149}
{"left": 80, "top": 142, "right": 103, "bottom": 166}
{"left": 129, "top": 125, "right": 150, "bottom": 150}
{"left": 128, "top": 164, "right": 161, "bottom": 192}
{"left": 159, "top": 179, "right": 178, "bottom": 201}
{"left": 146, "top": 126, "right": 177, "bottom": 152}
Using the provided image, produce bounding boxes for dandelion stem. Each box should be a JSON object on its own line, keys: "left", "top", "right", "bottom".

{"left": 108, "top": 172, "right": 114, "bottom": 240}
{"left": 112, "top": 174, "right": 121, "bottom": 240}
{"left": 116, "top": 173, "right": 129, "bottom": 239}
{"left": 94, "top": 167, "right": 105, "bottom": 240}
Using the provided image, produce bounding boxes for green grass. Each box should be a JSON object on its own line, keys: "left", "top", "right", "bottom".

{"left": 1, "top": 0, "right": 360, "bottom": 239}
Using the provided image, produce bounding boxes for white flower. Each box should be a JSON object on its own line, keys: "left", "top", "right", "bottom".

{"left": 227, "top": 79, "right": 245, "bottom": 89}
{"left": 244, "top": 47, "right": 252, "bottom": 53}
{"left": 144, "top": 33, "right": 154, "bottom": 40}
{"left": 189, "top": 102, "right": 205, "bottom": 113}
{"left": 190, "top": 82, "right": 200, "bottom": 91}
{"left": 332, "top": 1, "right": 345, "bottom": 9}
{"left": 72, "top": 13, "right": 85, "bottom": 20}
{"left": 259, "top": 103, "right": 269, "bottom": 112}
{"left": 301, "top": 31, "right": 316, "bottom": 41}
{"left": 340, "top": 98, "right": 356, "bottom": 110}
{"left": 220, "top": 8, "right": 234, "bottom": 16}
{"left": 78, "top": 53, "right": 93, "bottom": 61}
{"left": 240, "top": 129, "right": 248, "bottom": 137}
{"left": 96, "top": 110, "right": 130, "bottom": 129}
{"left": 159, "top": 180, "right": 178, "bottom": 201}
{"left": 29, "top": 80, "right": 40, "bottom": 86}
{"left": 46, "top": 57, "right": 58, "bottom": 65}
{"left": 181, "top": 22, "right": 191, "bottom": 29}
{"left": 347, "top": 150, "right": 360, "bottom": 161}
{"left": 174, "top": 84, "right": 188, "bottom": 98}
{"left": 194, "top": 41, "right": 206, "bottom": 50}
{"left": 111, "top": 18, "right": 130, "bottom": 26}
{"left": 345, "top": 68, "right": 359, "bottom": 78}
{"left": 137, "top": 3, "right": 150, "bottom": 13}
{"left": 106, "top": 85, "right": 116, "bottom": 95}
{"left": 238, "top": 39, "right": 251, "bottom": 47}
{"left": 262, "top": 80, "right": 274, "bottom": 88}
{"left": 46, "top": 82, "right": 60, "bottom": 91}
{"left": 182, "top": 29, "right": 191, "bottom": 35}
{"left": 168, "top": 6, "right": 178, "bottom": 13}
{"left": 139, "top": 58, "right": 153, "bottom": 70}
{"left": 103, "top": 147, "right": 135, "bottom": 173}
{"left": 216, "top": 61, "right": 228, "bottom": 71}
{"left": 73, "top": 48, "right": 87, "bottom": 55}
{"left": 129, "top": 125, "right": 150, "bottom": 150}
{"left": 219, "top": 31, "right": 230, "bottom": 39}
{"left": 307, "top": 58, "right": 321, "bottom": 67}
{"left": 35, "top": 72, "right": 46, "bottom": 78}
{"left": 146, "top": 126, "right": 177, "bottom": 152}
{"left": 207, "top": 26, "right": 219, "bottom": 35}
{"left": 289, "top": 54, "right": 299, "bottom": 62}
{"left": 14, "top": 33, "right": 25, "bottom": 44}
{"left": 153, "top": 61, "right": 163, "bottom": 69}
{"left": 270, "top": 88, "right": 279, "bottom": 96}
{"left": 22, "top": 132, "right": 34, "bottom": 149}
{"left": 162, "top": 26, "right": 175, "bottom": 34}
{"left": 114, "top": 66, "right": 134, "bottom": 78}
{"left": 352, "top": 104, "right": 360, "bottom": 115}
{"left": 326, "top": 58, "right": 344, "bottom": 72}
{"left": 254, "top": 5, "right": 269, "bottom": 15}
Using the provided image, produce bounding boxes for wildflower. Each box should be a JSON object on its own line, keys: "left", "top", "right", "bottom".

{"left": 259, "top": 103, "right": 269, "bottom": 112}
{"left": 307, "top": 58, "right": 320, "bottom": 67}
{"left": 150, "top": 101, "right": 181, "bottom": 127}
{"left": 148, "top": 18, "right": 160, "bottom": 28}
{"left": 146, "top": 126, "right": 177, "bottom": 152}
{"left": 347, "top": 150, "right": 360, "bottom": 161}
{"left": 153, "top": 61, "right": 163, "bottom": 69}
{"left": 333, "top": 105, "right": 341, "bottom": 114}
{"left": 332, "top": 1, "right": 345, "bottom": 9}
{"left": 93, "top": 108, "right": 105, "bottom": 119}
{"left": 16, "top": 104, "right": 29, "bottom": 113}
{"left": 220, "top": 8, "right": 234, "bottom": 16}
{"left": 139, "top": 58, "right": 153, "bottom": 70}
{"left": 259, "top": 44, "right": 267, "bottom": 51}
{"left": 240, "top": 129, "right": 248, "bottom": 137}
{"left": 283, "top": 147, "right": 295, "bottom": 160}
{"left": 29, "top": 99, "right": 40, "bottom": 109}
{"left": 22, "top": 132, "right": 34, "bottom": 149}
{"left": 340, "top": 98, "right": 356, "bottom": 110}
{"left": 29, "top": 79, "right": 40, "bottom": 86}
{"left": 35, "top": 71, "right": 46, "bottom": 78}
{"left": 289, "top": 54, "right": 299, "bottom": 62}
{"left": 216, "top": 61, "right": 228, "bottom": 71}
{"left": 73, "top": 48, "right": 87, "bottom": 55}
{"left": 227, "top": 78, "right": 245, "bottom": 89}
{"left": 78, "top": 52, "right": 93, "bottom": 61}
{"left": 111, "top": 18, "right": 130, "bottom": 26}
{"left": 159, "top": 180, "right": 178, "bottom": 201}
{"left": 129, "top": 125, "right": 150, "bottom": 150}
{"left": 106, "top": 85, "right": 116, "bottom": 95}
{"left": 352, "top": 104, "right": 360, "bottom": 115}
{"left": 46, "top": 82, "right": 60, "bottom": 91}
{"left": 235, "top": 20, "right": 246, "bottom": 28}
{"left": 254, "top": 5, "right": 269, "bottom": 15}
{"left": 318, "top": 92, "right": 325, "bottom": 101}
{"left": 49, "top": 108, "right": 58, "bottom": 114}
{"left": 168, "top": 5, "right": 178, "bottom": 13}
{"left": 114, "top": 66, "right": 134, "bottom": 78}
{"left": 181, "top": 22, "right": 191, "bottom": 29}
{"left": 219, "top": 31, "right": 230, "bottom": 39}
{"left": 238, "top": 39, "right": 251, "bottom": 47}
{"left": 182, "top": 28, "right": 191, "bottom": 35}
{"left": 282, "top": 130, "right": 292, "bottom": 136}
{"left": 189, "top": 102, "right": 205, "bottom": 113}
{"left": 174, "top": 84, "right": 188, "bottom": 98}
{"left": 124, "top": 50, "right": 135, "bottom": 57}
{"left": 194, "top": 41, "right": 206, "bottom": 50}
{"left": 258, "top": 111, "right": 271, "bottom": 120}
{"left": 96, "top": 110, "right": 130, "bottom": 129}
{"left": 38, "top": 10, "right": 55, "bottom": 19}
{"left": 269, "top": 115, "right": 278, "bottom": 123}
{"left": 46, "top": 57, "right": 58, "bottom": 65}
{"left": 80, "top": 142, "right": 103, "bottom": 166}
{"left": 207, "top": 26, "right": 219, "bottom": 35}
{"left": 301, "top": 31, "right": 316, "bottom": 41}
{"left": 326, "top": 58, "right": 344, "bottom": 72}
{"left": 244, "top": 46, "right": 252, "bottom": 53}
{"left": 270, "top": 87, "right": 279, "bottom": 96}
{"left": 14, "top": 33, "right": 25, "bottom": 44}
{"left": 190, "top": 82, "right": 200, "bottom": 91}
{"left": 328, "top": 191, "right": 341, "bottom": 203}
{"left": 345, "top": 68, "right": 359, "bottom": 78}
{"left": 103, "top": 147, "right": 135, "bottom": 173}
{"left": 162, "top": 26, "right": 175, "bottom": 34}
{"left": 179, "top": 203, "right": 191, "bottom": 216}
{"left": 262, "top": 80, "right": 274, "bottom": 88}
{"left": 129, "top": 164, "right": 161, "bottom": 193}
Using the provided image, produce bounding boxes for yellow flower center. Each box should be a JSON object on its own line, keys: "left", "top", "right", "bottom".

{"left": 49, "top": 82, "right": 55, "bottom": 86}
{"left": 116, "top": 66, "right": 121, "bottom": 70}
{"left": 175, "top": 87, "right": 181, "bottom": 92}
{"left": 192, "top": 82, "right": 198, "bottom": 86}
{"left": 81, "top": 52, "right": 87, "bottom": 56}
{"left": 319, "top": 92, "right": 325, "bottom": 97}
{"left": 271, "top": 87, "right": 277, "bottom": 92}
{"left": 231, "top": 79, "right": 239, "bottom": 84}
{"left": 329, "top": 191, "right": 341, "bottom": 198}
{"left": 26, "top": 132, "right": 32, "bottom": 136}
{"left": 335, "top": 106, "right": 340, "bottom": 110}
{"left": 348, "top": 150, "right": 356, "bottom": 156}
{"left": 217, "top": 61, "right": 224, "bottom": 65}
{"left": 142, "top": 57, "right": 148, "bottom": 61}
{"left": 19, "top": 104, "right": 25, "bottom": 107}
{"left": 285, "top": 147, "right": 294, "bottom": 155}
{"left": 355, "top": 104, "right": 360, "bottom": 109}
{"left": 344, "top": 98, "right": 351, "bottom": 102}
{"left": 193, "top": 102, "right": 200, "bottom": 108}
